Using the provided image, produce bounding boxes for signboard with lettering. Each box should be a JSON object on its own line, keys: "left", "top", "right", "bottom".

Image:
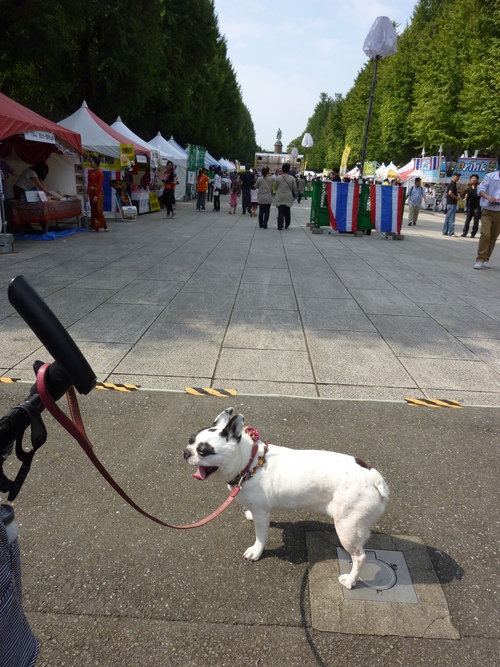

{"left": 120, "top": 143, "right": 135, "bottom": 167}
{"left": 148, "top": 192, "right": 160, "bottom": 212}
{"left": 24, "top": 130, "right": 56, "bottom": 144}
{"left": 452, "top": 158, "right": 497, "bottom": 182}
{"left": 82, "top": 151, "right": 122, "bottom": 171}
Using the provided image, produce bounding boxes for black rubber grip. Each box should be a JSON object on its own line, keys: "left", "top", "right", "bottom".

{"left": 7, "top": 275, "right": 96, "bottom": 395}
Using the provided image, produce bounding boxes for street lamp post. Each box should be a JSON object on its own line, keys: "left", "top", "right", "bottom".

{"left": 359, "top": 17, "right": 397, "bottom": 181}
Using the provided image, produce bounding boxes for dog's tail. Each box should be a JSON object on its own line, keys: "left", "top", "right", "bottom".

{"left": 370, "top": 468, "right": 390, "bottom": 500}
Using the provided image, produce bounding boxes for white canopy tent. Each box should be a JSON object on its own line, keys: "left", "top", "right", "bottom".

{"left": 149, "top": 132, "right": 187, "bottom": 201}
{"left": 111, "top": 117, "right": 164, "bottom": 162}
{"left": 59, "top": 101, "right": 122, "bottom": 159}
{"left": 168, "top": 136, "right": 188, "bottom": 157}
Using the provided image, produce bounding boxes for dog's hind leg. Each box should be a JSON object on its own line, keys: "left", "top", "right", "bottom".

{"left": 333, "top": 516, "right": 370, "bottom": 589}
{"left": 242, "top": 509, "right": 270, "bottom": 561}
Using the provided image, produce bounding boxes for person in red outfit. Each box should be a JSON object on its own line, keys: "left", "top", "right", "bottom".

{"left": 87, "top": 156, "right": 108, "bottom": 232}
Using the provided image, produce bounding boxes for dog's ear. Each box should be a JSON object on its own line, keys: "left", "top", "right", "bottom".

{"left": 220, "top": 413, "right": 244, "bottom": 442}
{"left": 212, "top": 407, "right": 234, "bottom": 429}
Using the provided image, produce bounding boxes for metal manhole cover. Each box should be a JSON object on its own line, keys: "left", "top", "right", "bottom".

{"left": 337, "top": 547, "right": 418, "bottom": 603}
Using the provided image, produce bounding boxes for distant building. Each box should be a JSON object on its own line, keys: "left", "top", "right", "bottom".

{"left": 254, "top": 138, "right": 303, "bottom": 172}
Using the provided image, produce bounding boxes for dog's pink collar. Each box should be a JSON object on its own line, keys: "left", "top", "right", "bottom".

{"left": 229, "top": 441, "right": 268, "bottom": 487}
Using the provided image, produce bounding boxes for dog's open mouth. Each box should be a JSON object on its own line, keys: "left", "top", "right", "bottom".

{"left": 192, "top": 466, "right": 218, "bottom": 481}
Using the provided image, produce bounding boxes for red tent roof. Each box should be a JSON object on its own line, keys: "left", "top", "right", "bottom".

{"left": 0, "top": 92, "right": 82, "bottom": 153}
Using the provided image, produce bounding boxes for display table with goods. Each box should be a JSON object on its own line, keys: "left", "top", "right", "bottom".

{"left": 7, "top": 197, "right": 82, "bottom": 231}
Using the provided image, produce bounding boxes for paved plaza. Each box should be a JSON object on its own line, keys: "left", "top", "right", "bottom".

{"left": 1, "top": 200, "right": 499, "bottom": 405}
{"left": 0, "top": 200, "right": 499, "bottom": 665}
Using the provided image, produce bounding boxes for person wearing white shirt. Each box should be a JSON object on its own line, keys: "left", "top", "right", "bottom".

{"left": 406, "top": 177, "right": 425, "bottom": 225}
{"left": 212, "top": 169, "right": 222, "bottom": 212}
{"left": 474, "top": 159, "right": 500, "bottom": 269}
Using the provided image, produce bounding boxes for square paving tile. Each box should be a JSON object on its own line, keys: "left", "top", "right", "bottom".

{"left": 67, "top": 303, "right": 164, "bottom": 343}
{"left": 224, "top": 309, "right": 306, "bottom": 350}
{"left": 307, "top": 331, "right": 417, "bottom": 387}
{"left": 215, "top": 348, "right": 314, "bottom": 383}
{"left": 369, "top": 314, "right": 478, "bottom": 359}
{"left": 114, "top": 322, "right": 224, "bottom": 377}
{"left": 400, "top": 357, "right": 500, "bottom": 392}
{"left": 298, "top": 297, "right": 375, "bottom": 332}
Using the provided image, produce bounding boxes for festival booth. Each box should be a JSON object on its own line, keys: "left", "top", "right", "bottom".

{"left": 0, "top": 92, "right": 83, "bottom": 233}
{"left": 111, "top": 117, "right": 164, "bottom": 214}
{"left": 396, "top": 159, "right": 414, "bottom": 183}
{"left": 58, "top": 102, "right": 150, "bottom": 215}
{"left": 149, "top": 132, "right": 188, "bottom": 202}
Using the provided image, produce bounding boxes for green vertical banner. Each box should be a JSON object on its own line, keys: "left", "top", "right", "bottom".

{"left": 187, "top": 144, "right": 197, "bottom": 200}
{"left": 197, "top": 147, "right": 206, "bottom": 169}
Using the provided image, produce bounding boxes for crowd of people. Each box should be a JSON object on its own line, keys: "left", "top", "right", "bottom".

{"left": 160, "top": 157, "right": 500, "bottom": 270}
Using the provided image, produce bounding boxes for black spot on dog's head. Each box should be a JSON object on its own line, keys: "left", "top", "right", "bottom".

{"left": 196, "top": 442, "right": 216, "bottom": 458}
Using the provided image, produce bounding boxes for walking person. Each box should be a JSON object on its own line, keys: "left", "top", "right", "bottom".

{"left": 406, "top": 177, "right": 425, "bottom": 226}
{"left": 207, "top": 166, "right": 215, "bottom": 202}
{"left": 442, "top": 173, "right": 461, "bottom": 237}
{"left": 229, "top": 183, "right": 238, "bottom": 214}
{"left": 474, "top": 157, "right": 500, "bottom": 269}
{"left": 161, "top": 161, "right": 176, "bottom": 219}
{"left": 250, "top": 187, "right": 259, "bottom": 217}
{"left": 238, "top": 164, "right": 255, "bottom": 215}
{"left": 297, "top": 173, "right": 306, "bottom": 203}
{"left": 274, "top": 163, "right": 297, "bottom": 230}
{"left": 254, "top": 167, "right": 275, "bottom": 228}
{"left": 212, "top": 168, "right": 222, "bottom": 211}
{"left": 196, "top": 168, "right": 210, "bottom": 211}
{"left": 87, "top": 156, "right": 108, "bottom": 232}
{"left": 461, "top": 174, "right": 481, "bottom": 237}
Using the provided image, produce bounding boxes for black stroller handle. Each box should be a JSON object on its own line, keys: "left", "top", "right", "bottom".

{"left": 1, "top": 276, "right": 96, "bottom": 476}
{"left": 8, "top": 275, "right": 96, "bottom": 395}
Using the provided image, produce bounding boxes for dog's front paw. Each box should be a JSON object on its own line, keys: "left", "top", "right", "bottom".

{"left": 245, "top": 510, "right": 253, "bottom": 521}
{"left": 338, "top": 574, "right": 356, "bottom": 589}
{"left": 243, "top": 544, "right": 263, "bottom": 561}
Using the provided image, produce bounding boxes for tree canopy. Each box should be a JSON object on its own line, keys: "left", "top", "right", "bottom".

{"left": 0, "top": 0, "right": 258, "bottom": 163}
{"left": 288, "top": 0, "right": 500, "bottom": 172}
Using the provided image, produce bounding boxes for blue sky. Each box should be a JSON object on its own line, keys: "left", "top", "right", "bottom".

{"left": 213, "top": 0, "right": 418, "bottom": 152}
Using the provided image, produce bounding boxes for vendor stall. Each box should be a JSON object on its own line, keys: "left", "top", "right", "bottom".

{"left": 0, "top": 92, "right": 83, "bottom": 233}
{"left": 59, "top": 102, "right": 150, "bottom": 214}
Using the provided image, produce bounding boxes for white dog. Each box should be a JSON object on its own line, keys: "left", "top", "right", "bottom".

{"left": 183, "top": 408, "right": 389, "bottom": 589}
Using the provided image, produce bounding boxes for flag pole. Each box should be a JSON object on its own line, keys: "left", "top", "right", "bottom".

{"left": 359, "top": 54, "right": 380, "bottom": 182}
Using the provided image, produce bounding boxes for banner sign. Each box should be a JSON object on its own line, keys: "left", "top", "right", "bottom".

{"left": 362, "top": 161, "right": 377, "bottom": 178}
{"left": 150, "top": 150, "right": 160, "bottom": 169}
{"left": 370, "top": 184, "right": 405, "bottom": 234}
{"left": 188, "top": 145, "right": 197, "bottom": 172}
{"left": 326, "top": 182, "right": 360, "bottom": 232}
{"left": 24, "top": 130, "right": 55, "bottom": 144}
{"left": 120, "top": 143, "right": 134, "bottom": 167}
{"left": 82, "top": 151, "right": 122, "bottom": 170}
{"left": 340, "top": 144, "right": 351, "bottom": 178}
{"left": 414, "top": 156, "right": 446, "bottom": 181}
{"left": 148, "top": 192, "right": 160, "bottom": 212}
{"left": 197, "top": 147, "right": 206, "bottom": 169}
{"left": 452, "top": 157, "right": 497, "bottom": 181}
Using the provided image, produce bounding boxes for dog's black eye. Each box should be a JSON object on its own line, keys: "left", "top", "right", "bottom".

{"left": 197, "top": 442, "right": 216, "bottom": 457}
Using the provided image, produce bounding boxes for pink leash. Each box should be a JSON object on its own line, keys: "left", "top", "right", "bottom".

{"left": 36, "top": 363, "right": 257, "bottom": 530}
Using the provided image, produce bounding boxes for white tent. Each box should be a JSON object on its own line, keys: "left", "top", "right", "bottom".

{"left": 219, "top": 158, "right": 236, "bottom": 172}
{"left": 59, "top": 102, "right": 149, "bottom": 160}
{"left": 169, "top": 136, "right": 188, "bottom": 157}
{"left": 59, "top": 101, "right": 122, "bottom": 159}
{"left": 111, "top": 117, "right": 163, "bottom": 161}
{"left": 397, "top": 159, "right": 414, "bottom": 182}
{"left": 149, "top": 132, "right": 187, "bottom": 201}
